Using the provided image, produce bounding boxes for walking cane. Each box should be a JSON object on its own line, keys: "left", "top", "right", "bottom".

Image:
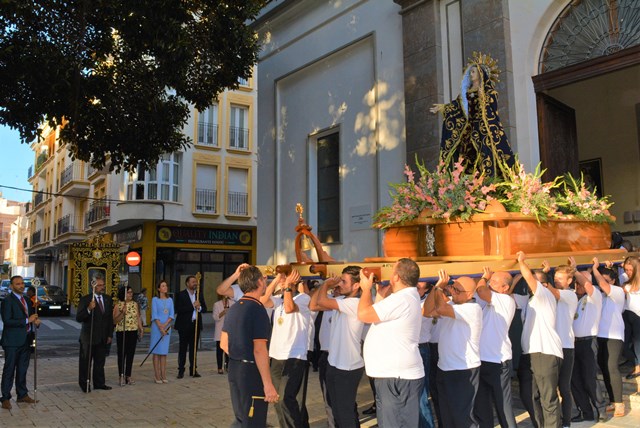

{"left": 140, "top": 327, "right": 171, "bottom": 367}
{"left": 86, "top": 282, "right": 96, "bottom": 393}
{"left": 31, "top": 279, "right": 40, "bottom": 406}
{"left": 193, "top": 272, "right": 202, "bottom": 375}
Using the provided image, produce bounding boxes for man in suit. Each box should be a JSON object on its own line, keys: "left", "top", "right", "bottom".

{"left": 175, "top": 275, "right": 207, "bottom": 378}
{"left": 1, "top": 275, "right": 40, "bottom": 409}
{"left": 77, "top": 274, "right": 114, "bottom": 392}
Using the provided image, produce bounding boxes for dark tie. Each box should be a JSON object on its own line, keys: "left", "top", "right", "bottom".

{"left": 97, "top": 296, "right": 104, "bottom": 313}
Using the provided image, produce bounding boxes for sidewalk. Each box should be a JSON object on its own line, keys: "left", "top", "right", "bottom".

{"left": 1, "top": 347, "right": 640, "bottom": 427}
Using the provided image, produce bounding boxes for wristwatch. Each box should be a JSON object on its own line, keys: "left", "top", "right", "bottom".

{"left": 284, "top": 287, "right": 293, "bottom": 292}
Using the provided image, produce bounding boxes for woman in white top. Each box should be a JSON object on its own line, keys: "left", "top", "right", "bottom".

{"left": 623, "top": 256, "right": 640, "bottom": 380}
{"left": 592, "top": 260, "right": 626, "bottom": 417}
{"left": 213, "top": 295, "right": 234, "bottom": 374}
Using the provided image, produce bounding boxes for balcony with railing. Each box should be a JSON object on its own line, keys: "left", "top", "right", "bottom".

{"left": 85, "top": 199, "right": 111, "bottom": 228}
{"left": 27, "top": 165, "right": 33, "bottom": 179}
{"left": 30, "top": 229, "right": 42, "bottom": 248}
{"left": 59, "top": 162, "right": 89, "bottom": 196}
{"left": 227, "top": 191, "right": 248, "bottom": 216}
{"left": 195, "top": 189, "right": 217, "bottom": 214}
{"left": 35, "top": 152, "right": 49, "bottom": 172}
{"left": 54, "top": 214, "right": 86, "bottom": 240}
{"left": 34, "top": 191, "right": 45, "bottom": 208}
{"left": 229, "top": 126, "right": 249, "bottom": 150}
{"left": 197, "top": 122, "right": 218, "bottom": 147}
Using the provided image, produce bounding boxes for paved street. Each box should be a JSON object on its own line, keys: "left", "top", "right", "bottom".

{"left": 1, "top": 314, "right": 640, "bottom": 427}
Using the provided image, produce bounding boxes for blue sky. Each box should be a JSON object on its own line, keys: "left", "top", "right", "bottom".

{"left": 0, "top": 125, "right": 34, "bottom": 202}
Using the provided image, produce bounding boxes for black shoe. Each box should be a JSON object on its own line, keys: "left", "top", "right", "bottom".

{"left": 626, "top": 372, "right": 640, "bottom": 379}
{"left": 177, "top": 372, "right": 184, "bottom": 379}
{"left": 571, "top": 413, "right": 595, "bottom": 423}
{"left": 362, "top": 405, "right": 377, "bottom": 415}
{"left": 192, "top": 371, "right": 201, "bottom": 378}
{"left": 80, "top": 384, "right": 91, "bottom": 393}
{"left": 94, "top": 385, "right": 112, "bottom": 390}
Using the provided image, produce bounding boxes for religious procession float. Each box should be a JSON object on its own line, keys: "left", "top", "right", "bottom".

{"left": 259, "top": 53, "right": 635, "bottom": 281}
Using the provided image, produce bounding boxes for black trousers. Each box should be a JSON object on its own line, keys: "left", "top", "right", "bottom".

{"left": 270, "top": 358, "right": 308, "bottom": 428}
{"left": 558, "top": 348, "right": 575, "bottom": 427}
{"left": 597, "top": 337, "right": 623, "bottom": 403}
{"left": 428, "top": 343, "right": 442, "bottom": 427}
{"left": 375, "top": 377, "right": 423, "bottom": 428}
{"left": 177, "top": 322, "right": 201, "bottom": 374}
{"left": 228, "top": 359, "right": 268, "bottom": 427}
{"left": 437, "top": 367, "right": 479, "bottom": 428}
{"left": 326, "top": 364, "right": 363, "bottom": 428}
{"left": 474, "top": 360, "right": 516, "bottom": 428}
{"left": 572, "top": 337, "right": 603, "bottom": 419}
{"left": 78, "top": 341, "right": 107, "bottom": 390}
{"left": 116, "top": 330, "right": 138, "bottom": 377}
{"left": 318, "top": 351, "right": 336, "bottom": 428}
{"left": 216, "top": 340, "right": 229, "bottom": 370}
{"left": 518, "top": 353, "right": 561, "bottom": 428}
{"left": 1, "top": 343, "right": 30, "bottom": 401}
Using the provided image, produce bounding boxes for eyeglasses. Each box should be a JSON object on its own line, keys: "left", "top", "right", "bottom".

{"left": 449, "top": 285, "right": 467, "bottom": 294}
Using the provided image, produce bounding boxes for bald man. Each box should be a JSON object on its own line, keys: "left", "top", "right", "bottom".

{"left": 474, "top": 268, "right": 517, "bottom": 428}
{"left": 425, "top": 270, "right": 482, "bottom": 428}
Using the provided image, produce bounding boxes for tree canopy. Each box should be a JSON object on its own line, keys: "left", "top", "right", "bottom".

{"left": 0, "top": 0, "right": 265, "bottom": 171}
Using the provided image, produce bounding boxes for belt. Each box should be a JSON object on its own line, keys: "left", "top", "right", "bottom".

{"left": 231, "top": 358, "right": 255, "bottom": 364}
{"left": 575, "top": 336, "right": 595, "bottom": 342}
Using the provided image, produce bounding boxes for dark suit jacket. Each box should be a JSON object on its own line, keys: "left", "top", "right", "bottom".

{"left": 174, "top": 289, "right": 207, "bottom": 332}
{"left": 0, "top": 292, "right": 34, "bottom": 347}
{"left": 76, "top": 293, "right": 114, "bottom": 345}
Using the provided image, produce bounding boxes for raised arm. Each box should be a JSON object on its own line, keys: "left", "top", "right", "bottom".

{"left": 216, "top": 263, "right": 250, "bottom": 298}
{"left": 517, "top": 251, "right": 538, "bottom": 294}
{"left": 283, "top": 270, "right": 301, "bottom": 314}
{"left": 260, "top": 274, "right": 282, "bottom": 308}
{"left": 476, "top": 267, "right": 493, "bottom": 304}
{"left": 571, "top": 257, "right": 595, "bottom": 296}
{"left": 432, "top": 270, "right": 454, "bottom": 318}
{"left": 314, "top": 276, "right": 340, "bottom": 311}
{"left": 358, "top": 270, "right": 380, "bottom": 323}
{"left": 591, "top": 257, "right": 612, "bottom": 295}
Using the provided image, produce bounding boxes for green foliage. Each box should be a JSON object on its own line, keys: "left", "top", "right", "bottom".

{"left": 0, "top": 0, "right": 266, "bottom": 171}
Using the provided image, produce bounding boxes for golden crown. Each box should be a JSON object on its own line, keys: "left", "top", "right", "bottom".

{"left": 467, "top": 51, "right": 500, "bottom": 85}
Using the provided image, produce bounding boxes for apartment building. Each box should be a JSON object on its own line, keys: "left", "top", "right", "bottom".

{"left": 25, "top": 73, "right": 258, "bottom": 308}
{"left": 1, "top": 196, "right": 31, "bottom": 277}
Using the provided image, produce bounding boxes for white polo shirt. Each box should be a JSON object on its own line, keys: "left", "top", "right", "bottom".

{"left": 419, "top": 297, "right": 433, "bottom": 344}
{"left": 573, "top": 289, "right": 602, "bottom": 338}
{"left": 477, "top": 291, "right": 515, "bottom": 363}
{"left": 437, "top": 300, "right": 482, "bottom": 371}
{"left": 328, "top": 297, "right": 365, "bottom": 371}
{"left": 521, "top": 283, "right": 563, "bottom": 359}
{"left": 556, "top": 289, "right": 578, "bottom": 349}
{"left": 230, "top": 283, "right": 244, "bottom": 302}
{"left": 269, "top": 293, "right": 311, "bottom": 360}
{"left": 598, "top": 286, "right": 625, "bottom": 341}
{"left": 429, "top": 317, "right": 441, "bottom": 344}
{"left": 364, "top": 287, "right": 424, "bottom": 379}
{"left": 625, "top": 286, "right": 640, "bottom": 316}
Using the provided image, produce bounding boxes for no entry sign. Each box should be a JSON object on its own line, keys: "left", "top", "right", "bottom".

{"left": 125, "top": 251, "right": 141, "bottom": 266}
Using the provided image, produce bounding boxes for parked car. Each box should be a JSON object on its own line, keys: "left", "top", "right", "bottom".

{"left": 23, "top": 282, "right": 70, "bottom": 316}
{"left": 0, "top": 279, "right": 10, "bottom": 300}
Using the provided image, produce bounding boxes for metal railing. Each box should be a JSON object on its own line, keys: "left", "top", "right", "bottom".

{"left": 31, "top": 230, "right": 42, "bottom": 246}
{"left": 85, "top": 200, "right": 111, "bottom": 227}
{"left": 197, "top": 122, "right": 218, "bottom": 146}
{"left": 229, "top": 126, "right": 249, "bottom": 150}
{"left": 34, "top": 191, "right": 45, "bottom": 207}
{"left": 227, "top": 191, "right": 248, "bottom": 216}
{"left": 195, "top": 188, "right": 216, "bottom": 214}
{"left": 60, "top": 163, "right": 85, "bottom": 188}
{"left": 55, "top": 214, "right": 84, "bottom": 236}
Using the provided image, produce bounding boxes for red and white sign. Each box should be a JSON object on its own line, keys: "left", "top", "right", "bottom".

{"left": 125, "top": 251, "right": 141, "bottom": 266}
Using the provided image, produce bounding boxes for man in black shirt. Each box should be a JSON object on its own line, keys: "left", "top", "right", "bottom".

{"left": 221, "top": 266, "right": 278, "bottom": 427}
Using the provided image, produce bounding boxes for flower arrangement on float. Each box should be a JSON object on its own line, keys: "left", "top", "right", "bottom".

{"left": 373, "top": 156, "right": 614, "bottom": 229}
